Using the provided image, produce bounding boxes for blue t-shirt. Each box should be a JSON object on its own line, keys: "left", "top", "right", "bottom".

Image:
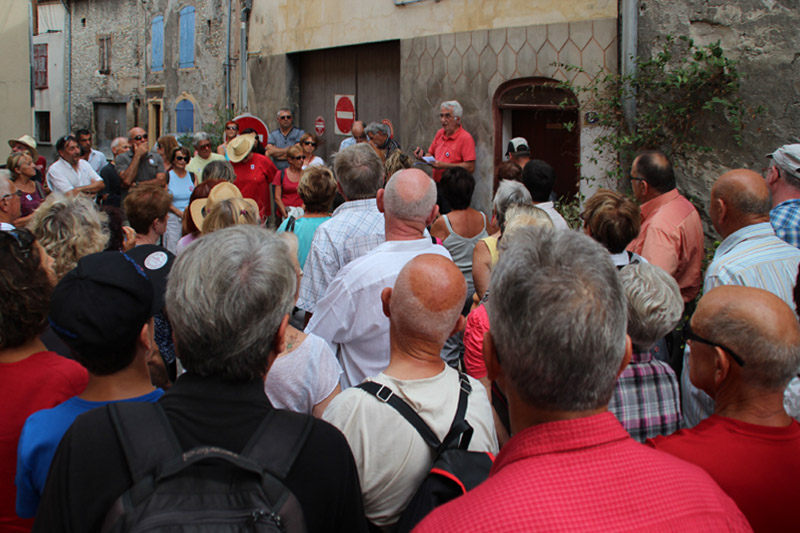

{"left": 277, "top": 215, "right": 331, "bottom": 269}
{"left": 267, "top": 127, "right": 305, "bottom": 170}
{"left": 15, "top": 388, "right": 164, "bottom": 518}
{"left": 168, "top": 170, "right": 194, "bottom": 211}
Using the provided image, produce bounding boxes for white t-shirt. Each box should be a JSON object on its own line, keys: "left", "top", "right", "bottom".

{"left": 323, "top": 367, "right": 498, "bottom": 528}
{"left": 265, "top": 332, "right": 342, "bottom": 414}
{"left": 46, "top": 158, "right": 103, "bottom": 194}
{"left": 306, "top": 238, "right": 451, "bottom": 388}
{"left": 535, "top": 201, "right": 570, "bottom": 230}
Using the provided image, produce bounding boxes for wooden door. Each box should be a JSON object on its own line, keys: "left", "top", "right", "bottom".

{"left": 94, "top": 103, "right": 127, "bottom": 157}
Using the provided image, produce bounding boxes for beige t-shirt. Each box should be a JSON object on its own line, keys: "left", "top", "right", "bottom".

{"left": 323, "top": 367, "right": 498, "bottom": 528}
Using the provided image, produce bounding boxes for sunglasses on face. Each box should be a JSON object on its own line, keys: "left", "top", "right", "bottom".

{"left": 133, "top": 134, "right": 148, "bottom": 141}
{"left": 197, "top": 143, "right": 212, "bottom": 150}
{"left": 280, "top": 115, "right": 292, "bottom": 120}
{"left": 225, "top": 126, "right": 239, "bottom": 131}
{"left": 303, "top": 141, "right": 316, "bottom": 147}
{"left": 683, "top": 321, "right": 746, "bottom": 367}
{"left": 290, "top": 156, "right": 304, "bottom": 160}
{"left": 1, "top": 190, "right": 24, "bottom": 200}
{"left": 174, "top": 156, "right": 190, "bottom": 162}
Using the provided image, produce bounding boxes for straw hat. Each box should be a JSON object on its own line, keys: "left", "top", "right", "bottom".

{"left": 8, "top": 135, "right": 39, "bottom": 160}
{"left": 225, "top": 133, "right": 256, "bottom": 163}
{"left": 189, "top": 182, "right": 259, "bottom": 232}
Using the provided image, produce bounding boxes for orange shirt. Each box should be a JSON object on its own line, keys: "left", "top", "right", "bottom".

{"left": 627, "top": 189, "right": 704, "bottom": 302}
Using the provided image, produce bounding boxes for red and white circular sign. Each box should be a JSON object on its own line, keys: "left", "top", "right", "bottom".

{"left": 315, "top": 116, "right": 325, "bottom": 136}
{"left": 233, "top": 113, "right": 269, "bottom": 145}
{"left": 334, "top": 95, "right": 355, "bottom": 135}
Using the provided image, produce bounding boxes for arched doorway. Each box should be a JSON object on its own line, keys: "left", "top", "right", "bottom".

{"left": 493, "top": 78, "right": 580, "bottom": 199}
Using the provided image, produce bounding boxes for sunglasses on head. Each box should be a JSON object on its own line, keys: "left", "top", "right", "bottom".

{"left": 303, "top": 141, "right": 316, "bottom": 147}
{"left": 133, "top": 134, "right": 148, "bottom": 141}
{"left": 175, "top": 156, "right": 189, "bottom": 162}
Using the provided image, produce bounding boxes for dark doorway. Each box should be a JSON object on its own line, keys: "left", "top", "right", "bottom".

{"left": 94, "top": 103, "right": 127, "bottom": 158}
{"left": 297, "top": 41, "right": 400, "bottom": 164}
{"left": 493, "top": 78, "right": 580, "bottom": 199}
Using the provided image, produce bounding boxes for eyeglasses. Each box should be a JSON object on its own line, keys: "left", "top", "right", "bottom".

{"left": 290, "top": 155, "right": 304, "bottom": 160}
{"left": 225, "top": 125, "right": 239, "bottom": 131}
{"left": 279, "top": 115, "right": 292, "bottom": 120}
{"left": 174, "top": 156, "right": 190, "bottom": 162}
{"left": 439, "top": 113, "right": 454, "bottom": 119}
{"left": 683, "top": 321, "right": 746, "bottom": 367}
{"left": 303, "top": 141, "right": 316, "bottom": 147}
{"left": 133, "top": 134, "right": 148, "bottom": 141}
{"left": 1, "top": 190, "right": 24, "bottom": 200}
{"left": 630, "top": 176, "right": 645, "bottom": 182}
{"left": 2, "top": 228, "right": 33, "bottom": 258}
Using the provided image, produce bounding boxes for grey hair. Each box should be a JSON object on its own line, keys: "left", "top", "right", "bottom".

{"left": 493, "top": 180, "right": 532, "bottom": 229}
{"left": 774, "top": 163, "right": 800, "bottom": 191}
{"left": 440, "top": 100, "right": 463, "bottom": 118}
{"left": 333, "top": 143, "right": 384, "bottom": 200}
{"left": 166, "top": 225, "right": 296, "bottom": 382}
{"left": 0, "top": 174, "right": 12, "bottom": 195}
{"left": 110, "top": 137, "right": 127, "bottom": 151}
{"left": 193, "top": 131, "right": 211, "bottom": 145}
{"left": 618, "top": 263, "right": 683, "bottom": 351}
{"left": 201, "top": 160, "right": 236, "bottom": 182}
{"left": 364, "top": 122, "right": 390, "bottom": 137}
{"left": 276, "top": 107, "right": 292, "bottom": 118}
{"left": 384, "top": 170, "right": 436, "bottom": 222}
{"left": 488, "top": 227, "right": 628, "bottom": 411}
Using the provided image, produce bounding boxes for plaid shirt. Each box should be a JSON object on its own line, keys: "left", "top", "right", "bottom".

{"left": 297, "top": 199, "right": 384, "bottom": 313}
{"left": 770, "top": 199, "right": 800, "bottom": 249}
{"left": 608, "top": 348, "right": 682, "bottom": 442}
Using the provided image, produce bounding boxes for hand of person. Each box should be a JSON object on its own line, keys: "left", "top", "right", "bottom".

{"left": 413, "top": 147, "right": 425, "bottom": 160}
{"left": 431, "top": 160, "right": 446, "bottom": 170}
{"left": 65, "top": 188, "right": 80, "bottom": 198}
{"left": 134, "top": 142, "right": 149, "bottom": 158}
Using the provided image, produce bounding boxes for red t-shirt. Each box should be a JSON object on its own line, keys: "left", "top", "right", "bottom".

{"left": 0, "top": 351, "right": 87, "bottom": 531}
{"left": 232, "top": 153, "right": 277, "bottom": 219}
{"left": 648, "top": 414, "right": 800, "bottom": 532}
{"left": 272, "top": 169, "right": 303, "bottom": 209}
{"left": 428, "top": 126, "right": 476, "bottom": 182}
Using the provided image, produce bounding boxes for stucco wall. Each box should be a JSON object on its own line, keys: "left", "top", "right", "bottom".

{"left": 0, "top": 1, "right": 33, "bottom": 148}
{"left": 249, "top": 0, "right": 616, "bottom": 56}
{"left": 638, "top": 0, "right": 800, "bottom": 222}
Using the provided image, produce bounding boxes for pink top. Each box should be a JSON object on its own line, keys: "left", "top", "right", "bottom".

{"left": 463, "top": 303, "right": 489, "bottom": 379}
{"left": 626, "top": 189, "right": 704, "bottom": 302}
{"left": 428, "top": 126, "right": 476, "bottom": 182}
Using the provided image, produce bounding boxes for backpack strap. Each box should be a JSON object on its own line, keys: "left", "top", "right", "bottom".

{"left": 241, "top": 409, "right": 314, "bottom": 479}
{"left": 108, "top": 402, "right": 183, "bottom": 484}
{"left": 438, "top": 374, "right": 473, "bottom": 453}
{"left": 357, "top": 381, "right": 441, "bottom": 448}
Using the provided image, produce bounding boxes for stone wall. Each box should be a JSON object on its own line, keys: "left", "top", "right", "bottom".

{"left": 638, "top": 0, "right": 800, "bottom": 217}
{"left": 400, "top": 19, "right": 618, "bottom": 212}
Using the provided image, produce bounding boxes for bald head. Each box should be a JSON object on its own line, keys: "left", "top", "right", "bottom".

{"left": 710, "top": 169, "right": 771, "bottom": 236}
{"left": 351, "top": 121, "right": 366, "bottom": 143}
{"left": 389, "top": 254, "right": 466, "bottom": 346}
{"left": 694, "top": 285, "right": 800, "bottom": 391}
{"left": 383, "top": 169, "right": 437, "bottom": 223}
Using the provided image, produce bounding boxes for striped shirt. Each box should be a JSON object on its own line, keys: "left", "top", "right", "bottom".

{"left": 608, "top": 347, "right": 681, "bottom": 442}
{"left": 297, "top": 199, "right": 385, "bottom": 313}
{"left": 770, "top": 199, "right": 800, "bottom": 249}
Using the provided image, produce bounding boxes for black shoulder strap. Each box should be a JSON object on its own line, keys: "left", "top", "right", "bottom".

{"left": 108, "top": 402, "right": 183, "bottom": 484}
{"left": 357, "top": 373, "right": 473, "bottom": 453}
{"left": 241, "top": 409, "right": 314, "bottom": 479}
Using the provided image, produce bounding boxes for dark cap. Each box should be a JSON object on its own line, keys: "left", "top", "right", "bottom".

{"left": 48, "top": 246, "right": 174, "bottom": 354}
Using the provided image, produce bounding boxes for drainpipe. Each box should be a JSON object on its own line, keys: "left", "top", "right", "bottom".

{"left": 225, "top": 0, "right": 231, "bottom": 110}
{"left": 28, "top": 1, "right": 34, "bottom": 108}
{"left": 240, "top": 0, "right": 251, "bottom": 111}
{"left": 620, "top": 0, "right": 637, "bottom": 133}
{"left": 60, "top": 0, "right": 72, "bottom": 133}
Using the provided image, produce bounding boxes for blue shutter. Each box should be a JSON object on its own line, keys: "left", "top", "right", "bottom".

{"left": 179, "top": 6, "right": 195, "bottom": 69}
{"left": 176, "top": 99, "right": 194, "bottom": 133}
{"left": 152, "top": 16, "right": 164, "bottom": 72}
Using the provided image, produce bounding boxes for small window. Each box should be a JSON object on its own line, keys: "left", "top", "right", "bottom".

{"left": 179, "top": 6, "right": 195, "bottom": 69}
{"left": 98, "top": 35, "right": 111, "bottom": 75}
{"left": 152, "top": 16, "right": 164, "bottom": 72}
{"left": 33, "top": 44, "right": 48, "bottom": 89}
{"left": 35, "top": 111, "right": 51, "bottom": 144}
{"left": 176, "top": 99, "right": 194, "bottom": 133}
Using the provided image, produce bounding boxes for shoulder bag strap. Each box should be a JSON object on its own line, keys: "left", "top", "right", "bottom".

{"left": 357, "top": 381, "right": 441, "bottom": 449}
{"left": 438, "top": 373, "right": 474, "bottom": 453}
{"left": 241, "top": 409, "right": 314, "bottom": 480}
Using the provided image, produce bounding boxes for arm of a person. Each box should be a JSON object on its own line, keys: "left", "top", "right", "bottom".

{"left": 266, "top": 144, "right": 290, "bottom": 159}
{"left": 170, "top": 204, "right": 184, "bottom": 217}
{"left": 274, "top": 184, "right": 287, "bottom": 218}
{"left": 118, "top": 150, "right": 144, "bottom": 188}
{"left": 472, "top": 240, "right": 492, "bottom": 299}
{"left": 413, "top": 146, "right": 432, "bottom": 160}
{"left": 69, "top": 179, "right": 105, "bottom": 196}
{"left": 216, "top": 144, "right": 226, "bottom": 155}
{"left": 154, "top": 172, "right": 167, "bottom": 187}
{"left": 432, "top": 160, "right": 475, "bottom": 173}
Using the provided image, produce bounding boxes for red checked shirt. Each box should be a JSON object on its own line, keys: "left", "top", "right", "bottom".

{"left": 428, "top": 126, "right": 476, "bottom": 182}
{"left": 414, "top": 412, "right": 751, "bottom": 532}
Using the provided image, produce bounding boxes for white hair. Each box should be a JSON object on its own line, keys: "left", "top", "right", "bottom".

{"left": 618, "top": 263, "right": 683, "bottom": 350}
{"left": 441, "top": 100, "right": 463, "bottom": 118}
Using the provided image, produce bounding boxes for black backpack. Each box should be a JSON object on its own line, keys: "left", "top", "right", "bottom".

{"left": 357, "top": 373, "right": 494, "bottom": 532}
{"left": 100, "top": 402, "right": 312, "bottom": 532}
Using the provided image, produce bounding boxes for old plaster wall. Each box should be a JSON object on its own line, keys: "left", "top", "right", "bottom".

{"left": 400, "top": 20, "right": 618, "bottom": 212}
{"left": 0, "top": 1, "right": 33, "bottom": 147}
{"left": 638, "top": 0, "right": 800, "bottom": 219}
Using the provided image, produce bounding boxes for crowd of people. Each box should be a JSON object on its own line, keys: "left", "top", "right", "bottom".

{"left": 1, "top": 100, "right": 799, "bottom": 532}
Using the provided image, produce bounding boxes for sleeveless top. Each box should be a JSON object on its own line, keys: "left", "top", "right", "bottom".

{"left": 442, "top": 212, "right": 489, "bottom": 291}
{"left": 480, "top": 235, "right": 499, "bottom": 267}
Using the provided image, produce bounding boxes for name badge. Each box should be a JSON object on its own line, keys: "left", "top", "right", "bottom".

{"left": 148, "top": 158, "right": 155, "bottom": 166}
{"left": 251, "top": 164, "right": 255, "bottom": 170}
{"left": 445, "top": 151, "right": 451, "bottom": 158}
{"left": 26, "top": 194, "right": 33, "bottom": 201}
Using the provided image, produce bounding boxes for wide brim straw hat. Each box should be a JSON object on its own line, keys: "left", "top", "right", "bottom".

{"left": 189, "top": 182, "right": 258, "bottom": 232}
{"left": 8, "top": 135, "right": 39, "bottom": 160}
{"left": 226, "top": 132, "right": 256, "bottom": 163}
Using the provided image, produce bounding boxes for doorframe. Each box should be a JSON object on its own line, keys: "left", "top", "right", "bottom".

{"left": 492, "top": 77, "right": 580, "bottom": 187}
{"left": 147, "top": 98, "right": 163, "bottom": 150}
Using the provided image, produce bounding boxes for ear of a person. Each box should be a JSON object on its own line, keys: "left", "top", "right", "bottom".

{"left": 483, "top": 331, "right": 503, "bottom": 386}
{"left": 376, "top": 188, "right": 385, "bottom": 213}
{"left": 267, "top": 314, "right": 290, "bottom": 366}
{"left": 616, "top": 335, "right": 633, "bottom": 378}
{"left": 381, "top": 287, "right": 393, "bottom": 318}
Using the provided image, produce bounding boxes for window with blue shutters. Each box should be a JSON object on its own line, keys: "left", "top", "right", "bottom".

{"left": 179, "top": 6, "right": 195, "bottom": 69}
{"left": 176, "top": 99, "right": 194, "bottom": 133}
{"left": 151, "top": 16, "right": 163, "bottom": 72}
